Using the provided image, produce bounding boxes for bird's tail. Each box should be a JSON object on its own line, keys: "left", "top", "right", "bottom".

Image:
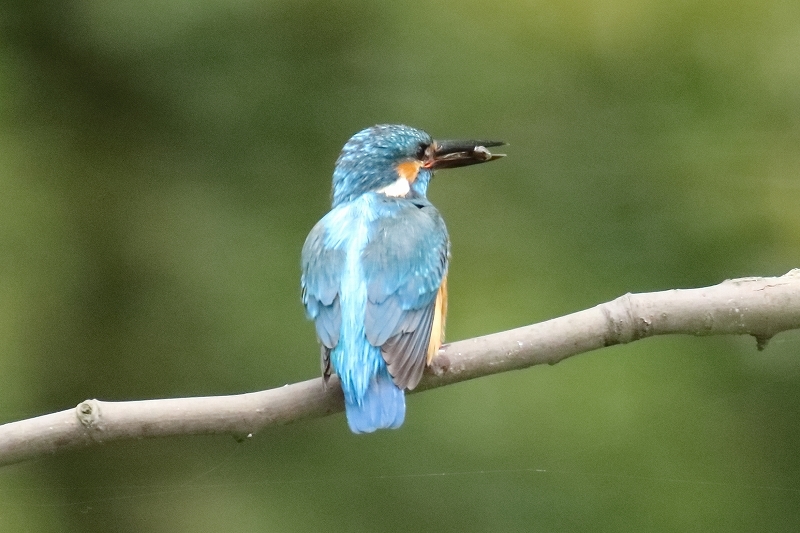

{"left": 344, "top": 369, "right": 405, "bottom": 434}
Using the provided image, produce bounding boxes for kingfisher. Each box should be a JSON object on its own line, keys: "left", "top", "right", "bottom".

{"left": 301, "top": 124, "right": 505, "bottom": 433}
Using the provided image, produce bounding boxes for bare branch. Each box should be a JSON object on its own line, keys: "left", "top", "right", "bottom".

{"left": 1, "top": 270, "right": 799, "bottom": 467}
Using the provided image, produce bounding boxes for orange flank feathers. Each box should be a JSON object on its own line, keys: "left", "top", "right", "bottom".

{"left": 396, "top": 160, "right": 423, "bottom": 183}
{"left": 427, "top": 276, "right": 448, "bottom": 364}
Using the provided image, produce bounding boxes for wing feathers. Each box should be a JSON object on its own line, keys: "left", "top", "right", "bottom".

{"left": 364, "top": 295, "right": 405, "bottom": 347}
{"left": 361, "top": 200, "right": 449, "bottom": 391}
{"left": 381, "top": 301, "right": 434, "bottom": 390}
{"left": 314, "top": 295, "right": 341, "bottom": 349}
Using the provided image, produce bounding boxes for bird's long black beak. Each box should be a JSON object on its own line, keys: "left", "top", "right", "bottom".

{"left": 428, "top": 139, "right": 506, "bottom": 170}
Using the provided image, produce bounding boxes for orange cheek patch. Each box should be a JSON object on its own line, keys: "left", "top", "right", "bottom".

{"left": 396, "top": 161, "right": 423, "bottom": 183}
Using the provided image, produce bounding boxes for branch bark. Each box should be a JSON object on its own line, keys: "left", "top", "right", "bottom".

{"left": 1, "top": 270, "right": 799, "bottom": 467}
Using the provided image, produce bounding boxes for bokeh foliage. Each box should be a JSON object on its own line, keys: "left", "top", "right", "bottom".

{"left": 1, "top": 0, "right": 799, "bottom": 530}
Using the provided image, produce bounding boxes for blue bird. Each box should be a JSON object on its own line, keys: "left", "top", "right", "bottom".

{"left": 301, "top": 125, "right": 504, "bottom": 433}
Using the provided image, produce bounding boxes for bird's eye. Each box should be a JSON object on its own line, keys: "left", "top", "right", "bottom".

{"left": 416, "top": 143, "right": 428, "bottom": 161}
{"left": 418, "top": 143, "right": 436, "bottom": 162}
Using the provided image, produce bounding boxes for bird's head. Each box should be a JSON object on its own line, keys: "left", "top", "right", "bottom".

{"left": 331, "top": 124, "right": 504, "bottom": 207}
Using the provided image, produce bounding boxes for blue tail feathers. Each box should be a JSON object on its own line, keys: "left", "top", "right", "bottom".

{"left": 344, "top": 369, "right": 405, "bottom": 433}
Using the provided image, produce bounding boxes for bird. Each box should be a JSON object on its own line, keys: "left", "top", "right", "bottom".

{"left": 301, "top": 124, "right": 505, "bottom": 433}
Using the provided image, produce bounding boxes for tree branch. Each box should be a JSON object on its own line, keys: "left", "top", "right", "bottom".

{"left": 1, "top": 270, "right": 799, "bottom": 467}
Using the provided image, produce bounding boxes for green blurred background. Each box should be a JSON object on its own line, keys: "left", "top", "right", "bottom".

{"left": 1, "top": 0, "right": 799, "bottom": 531}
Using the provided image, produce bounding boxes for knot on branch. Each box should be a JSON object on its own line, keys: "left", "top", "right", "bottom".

{"left": 600, "top": 293, "right": 653, "bottom": 346}
{"left": 76, "top": 399, "right": 103, "bottom": 437}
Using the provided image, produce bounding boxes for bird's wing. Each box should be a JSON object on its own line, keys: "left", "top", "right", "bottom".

{"left": 362, "top": 200, "right": 450, "bottom": 390}
{"left": 301, "top": 219, "right": 345, "bottom": 382}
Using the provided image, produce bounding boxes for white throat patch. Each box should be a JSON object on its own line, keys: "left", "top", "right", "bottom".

{"left": 377, "top": 177, "right": 411, "bottom": 198}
